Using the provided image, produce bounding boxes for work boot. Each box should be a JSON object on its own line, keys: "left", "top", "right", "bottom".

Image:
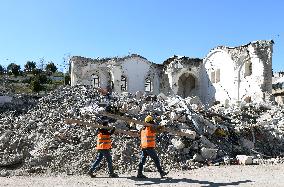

{"left": 109, "top": 173, "right": 119, "bottom": 178}
{"left": 160, "top": 171, "right": 169, "bottom": 178}
{"left": 137, "top": 173, "right": 147, "bottom": 178}
{"left": 88, "top": 170, "right": 96, "bottom": 178}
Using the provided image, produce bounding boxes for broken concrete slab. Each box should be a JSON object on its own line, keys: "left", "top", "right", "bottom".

{"left": 200, "top": 148, "right": 218, "bottom": 160}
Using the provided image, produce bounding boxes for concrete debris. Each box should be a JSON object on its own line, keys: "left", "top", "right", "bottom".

{"left": 199, "top": 135, "right": 217, "bottom": 149}
{"left": 200, "top": 148, "right": 218, "bottom": 161}
{"left": 171, "top": 138, "right": 185, "bottom": 149}
{"left": 0, "top": 85, "right": 284, "bottom": 176}
{"left": 240, "top": 138, "right": 255, "bottom": 150}
{"left": 0, "top": 170, "right": 10, "bottom": 177}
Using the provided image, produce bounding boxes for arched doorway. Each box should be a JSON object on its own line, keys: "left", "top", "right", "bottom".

{"left": 177, "top": 73, "right": 196, "bottom": 98}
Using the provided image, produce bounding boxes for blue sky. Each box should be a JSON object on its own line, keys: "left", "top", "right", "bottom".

{"left": 0, "top": 0, "right": 283, "bottom": 72}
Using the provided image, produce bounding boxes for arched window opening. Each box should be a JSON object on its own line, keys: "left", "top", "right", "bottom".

{"left": 210, "top": 69, "right": 220, "bottom": 83}
{"left": 244, "top": 61, "right": 252, "bottom": 77}
{"left": 145, "top": 78, "right": 153, "bottom": 92}
{"left": 211, "top": 71, "right": 216, "bottom": 83}
{"left": 216, "top": 69, "right": 220, "bottom": 83}
{"left": 121, "top": 75, "right": 127, "bottom": 91}
{"left": 92, "top": 74, "right": 100, "bottom": 88}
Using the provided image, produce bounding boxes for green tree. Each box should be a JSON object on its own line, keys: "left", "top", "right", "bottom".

{"left": 38, "top": 73, "right": 49, "bottom": 84}
{"left": 32, "top": 68, "right": 41, "bottom": 75}
{"left": 29, "top": 72, "right": 52, "bottom": 92}
{"left": 30, "top": 76, "right": 43, "bottom": 92}
{"left": 45, "top": 62, "right": 57, "bottom": 76}
{"left": 24, "top": 61, "right": 36, "bottom": 73}
{"left": 7, "top": 63, "right": 21, "bottom": 76}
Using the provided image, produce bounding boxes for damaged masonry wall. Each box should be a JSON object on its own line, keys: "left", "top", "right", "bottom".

{"left": 70, "top": 40, "right": 273, "bottom": 106}
{"left": 70, "top": 54, "right": 162, "bottom": 95}
{"left": 203, "top": 40, "right": 273, "bottom": 105}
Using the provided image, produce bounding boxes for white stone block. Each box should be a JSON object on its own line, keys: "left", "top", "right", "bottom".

{"left": 236, "top": 155, "right": 253, "bottom": 165}
{"left": 168, "top": 98, "right": 180, "bottom": 107}
{"left": 181, "top": 129, "right": 196, "bottom": 139}
{"left": 171, "top": 138, "right": 185, "bottom": 149}
{"left": 170, "top": 111, "right": 179, "bottom": 121}
{"left": 157, "top": 93, "right": 167, "bottom": 100}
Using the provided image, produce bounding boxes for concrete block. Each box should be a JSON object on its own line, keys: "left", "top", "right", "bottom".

{"left": 181, "top": 129, "right": 196, "bottom": 139}
{"left": 199, "top": 135, "right": 217, "bottom": 148}
{"left": 200, "top": 148, "right": 218, "bottom": 160}
{"left": 157, "top": 93, "right": 167, "bottom": 100}
{"left": 171, "top": 138, "right": 185, "bottom": 149}
{"left": 193, "top": 153, "right": 204, "bottom": 162}
{"left": 170, "top": 111, "right": 179, "bottom": 121}
{"left": 236, "top": 155, "right": 253, "bottom": 165}
{"left": 240, "top": 138, "right": 254, "bottom": 150}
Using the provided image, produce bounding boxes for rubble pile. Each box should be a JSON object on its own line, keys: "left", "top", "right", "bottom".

{"left": 0, "top": 94, "right": 38, "bottom": 114}
{"left": 0, "top": 85, "right": 284, "bottom": 176}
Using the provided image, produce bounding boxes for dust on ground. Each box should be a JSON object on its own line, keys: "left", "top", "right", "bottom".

{"left": 1, "top": 164, "right": 284, "bottom": 187}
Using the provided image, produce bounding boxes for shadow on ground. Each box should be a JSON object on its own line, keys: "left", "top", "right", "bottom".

{"left": 128, "top": 176, "right": 253, "bottom": 186}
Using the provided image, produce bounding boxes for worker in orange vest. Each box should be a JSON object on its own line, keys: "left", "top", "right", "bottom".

{"left": 137, "top": 115, "right": 169, "bottom": 178}
{"left": 88, "top": 119, "right": 118, "bottom": 178}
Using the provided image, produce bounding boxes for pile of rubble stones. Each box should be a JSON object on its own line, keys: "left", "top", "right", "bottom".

{"left": 0, "top": 85, "right": 284, "bottom": 176}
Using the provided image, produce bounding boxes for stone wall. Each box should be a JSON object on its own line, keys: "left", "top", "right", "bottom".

{"left": 203, "top": 40, "right": 273, "bottom": 105}
{"left": 163, "top": 56, "right": 202, "bottom": 99}
{"left": 71, "top": 54, "right": 161, "bottom": 94}
{"left": 70, "top": 40, "right": 273, "bottom": 106}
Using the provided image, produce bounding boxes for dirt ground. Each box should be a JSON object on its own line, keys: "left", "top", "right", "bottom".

{"left": 1, "top": 164, "right": 284, "bottom": 187}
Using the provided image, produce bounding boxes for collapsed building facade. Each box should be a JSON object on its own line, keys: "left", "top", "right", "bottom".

{"left": 70, "top": 40, "right": 273, "bottom": 106}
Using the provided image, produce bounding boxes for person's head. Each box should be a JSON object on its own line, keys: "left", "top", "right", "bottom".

{"left": 144, "top": 115, "right": 154, "bottom": 124}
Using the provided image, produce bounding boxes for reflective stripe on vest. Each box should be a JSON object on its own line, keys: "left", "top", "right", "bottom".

{"left": 96, "top": 133, "right": 112, "bottom": 149}
{"left": 141, "top": 127, "right": 156, "bottom": 148}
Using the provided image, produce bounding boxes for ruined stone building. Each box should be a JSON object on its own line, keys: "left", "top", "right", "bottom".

{"left": 272, "top": 72, "right": 284, "bottom": 105}
{"left": 70, "top": 40, "right": 273, "bottom": 106}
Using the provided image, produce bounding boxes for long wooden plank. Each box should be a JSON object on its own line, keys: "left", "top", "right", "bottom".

{"left": 64, "top": 119, "right": 139, "bottom": 137}
{"left": 99, "top": 112, "right": 155, "bottom": 126}
{"left": 98, "top": 111, "right": 196, "bottom": 138}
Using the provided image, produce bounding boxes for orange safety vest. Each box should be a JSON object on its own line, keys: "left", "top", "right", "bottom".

{"left": 141, "top": 127, "right": 156, "bottom": 148}
{"left": 96, "top": 133, "right": 112, "bottom": 150}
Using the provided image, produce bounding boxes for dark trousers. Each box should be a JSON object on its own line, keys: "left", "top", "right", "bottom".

{"left": 90, "top": 149, "right": 114, "bottom": 174}
{"left": 138, "top": 148, "right": 163, "bottom": 174}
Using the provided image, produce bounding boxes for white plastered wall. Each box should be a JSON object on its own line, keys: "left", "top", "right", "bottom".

{"left": 238, "top": 44, "right": 272, "bottom": 102}
{"left": 71, "top": 56, "right": 160, "bottom": 94}
{"left": 71, "top": 60, "right": 111, "bottom": 87}
{"left": 120, "top": 57, "right": 160, "bottom": 94}
{"left": 203, "top": 50, "right": 235, "bottom": 105}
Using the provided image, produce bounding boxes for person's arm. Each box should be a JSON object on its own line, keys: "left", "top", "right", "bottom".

{"left": 150, "top": 125, "right": 165, "bottom": 133}
{"left": 95, "top": 129, "right": 100, "bottom": 135}
{"left": 109, "top": 127, "right": 115, "bottom": 135}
